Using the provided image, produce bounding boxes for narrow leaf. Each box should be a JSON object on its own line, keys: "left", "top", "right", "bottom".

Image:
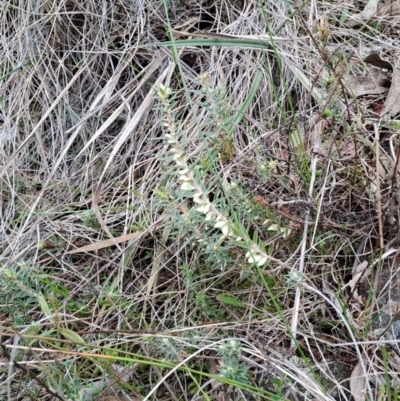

{"left": 37, "top": 294, "right": 53, "bottom": 321}
{"left": 217, "top": 294, "right": 246, "bottom": 307}
{"left": 228, "top": 69, "right": 263, "bottom": 135}
{"left": 58, "top": 328, "right": 86, "bottom": 345}
{"left": 67, "top": 231, "right": 143, "bottom": 254}
{"left": 151, "top": 38, "right": 270, "bottom": 50}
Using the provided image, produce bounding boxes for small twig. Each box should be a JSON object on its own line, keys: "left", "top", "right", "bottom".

{"left": 0, "top": 341, "right": 66, "bottom": 401}
{"left": 290, "top": 144, "right": 319, "bottom": 348}
{"left": 374, "top": 123, "right": 384, "bottom": 250}
{"left": 390, "top": 138, "right": 400, "bottom": 194}
{"left": 391, "top": 139, "right": 400, "bottom": 211}
{"left": 369, "top": 124, "right": 386, "bottom": 335}
{"left": 139, "top": 344, "right": 180, "bottom": 401}
{"left": 301, "top": 281, "right": 375, "bottom": 401}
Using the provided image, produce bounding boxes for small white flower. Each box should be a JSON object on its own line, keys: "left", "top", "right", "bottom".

{"left": 221, "top": 225, "right": 230, "bottom": 236}
{"left": 246, "top": 253, "right": 262, "bottom": 264}
{"left": 173, "top": 150, "right": 183, "bottom": 158}
{"left": 172, "top": 149, "right": 183, "bottom": 162}
{"left": 181, "top": 182, "right": 195, "bottom": 191}
{"left": 257, "top": 256, "right": 268, "bottom": 266}
{"left": 252, "top": 255, "right": 262, "bottom": 263}
{"left": 214, "top": 221, "right": 230, "bottom": 236}
{"left": 215, "top": 214, "right": 224, "bottom": 222}
{"left": 205, "top": 212, "right": 215, "bottom": 221}
{"left": 178, "top": 174, "right": 192, "bottom": 182}
{"left": 193, "top": 193, "right": 205, "bottom": 204}
{"left": 268, "top": 159, "right": 277, "bottom": 170}
{"left": 178, "top": 168, "right": 189, "bottom": 175}
{"left": 214, "top": 220, "right": 228, "bottom": 229}
{"left": 196, "top": 203, "right": 211, "bottom": 214}
{"left": 267, "top": 223, "right": 280, "bottom": 231}
{"left": 157, "top": 84, "right": 172, "bottom": 99}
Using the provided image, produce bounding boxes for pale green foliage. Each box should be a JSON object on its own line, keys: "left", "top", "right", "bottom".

{"left": 155, "top": 79, "right": 278, "bottom": 270}
{"left": 217, "top": 340, "right": 250, "bottom": 385}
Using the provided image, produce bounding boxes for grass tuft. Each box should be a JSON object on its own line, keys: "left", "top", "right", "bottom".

{"left": 1, "top": 0, "right": 399, "bottom": 399}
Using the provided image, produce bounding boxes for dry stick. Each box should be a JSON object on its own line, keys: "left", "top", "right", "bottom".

{"left": 390, "top": 135, "right": 400, "bottom": 216}
{"left": 0, "top": 342, "right": 66, "bottom": 401}
{"left": 4, "top": 57, "right": 161, "bottom": 257}
{"left": 141, "top": 339, "right": 235, "bottom": 401}
{"left": 374, "top": 123, "right": 384, "bottom": 250}
{"left": 301, "top": 281, "right": 375, "bottom": 401}
{"left": 0, "top": 64, "right": 87, "bottom": 179}
{"left": 290, "top": 146, "right": 318, "bottom": 349}
{"left": 1, "top": 64, "right": 89, "bottom": 258}
{"left": 92, "top": 66, "right": 172, "bottom": 245}
{"left": 370, "top": 123, "right": 385, "bottom": 330}
{"left": 4, "top": 55, "right": 163, "bottom": 258}
{"left": 139, "top": 344, "right": 180, "bottom": 401}
{"left": 290, "top": 209, "right": 310, "bottom": 350}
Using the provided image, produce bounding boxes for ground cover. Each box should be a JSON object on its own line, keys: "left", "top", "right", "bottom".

{"left": 1, "top": 0, "right": 400, "bottom": 400}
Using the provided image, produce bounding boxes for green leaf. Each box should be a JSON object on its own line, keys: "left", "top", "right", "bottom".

{"left": 228, "top": 68, "right": 263, "bottom": 135}
{"left": 150, "top": 38, "right": 270, "bottom": 51}
{"left": 279, "top": 0, "right": 294, "bottom": 7}
{"left": 37, "top": 294, "right": 53, "bottom": 321}
{"left": 217, "top": 294, "right": 246, "bottom": 308}
{"left": 58, "top": 328, "right": 86, "bottom": 345}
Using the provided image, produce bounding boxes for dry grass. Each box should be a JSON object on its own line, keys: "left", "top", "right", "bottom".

{"left": 1, "top": 0, "right": 400, "bottom": 400}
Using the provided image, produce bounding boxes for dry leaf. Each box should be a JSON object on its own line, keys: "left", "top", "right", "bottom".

{"left": 345, "top": 75, "right": 389, "bottom": 97}
{"left": 362, "top": 55, "right": 400, "bottom": 118}
{"left": 350, "top": 361, "right": 367, "bottom": 401}
{"left": 67, "top": 232, "right": 143, "bottom": 254}
{"left": 377, "top": 0, "right": 400, "bottom": 16}
{"left": 343, "top": 261, "right": 370, "bottom": 291}
{"left": 339, "top": 140, "right": 357, "bottom": 157}
{"left": 306, "top": 113, "right": 325, "bottom": 153}
{"left": 346, "top": 0, "right": 400, "bottom": 26}
{"left": 346, "top": 0, "right": 380, "bottom": 27}
{"left": 364, "top": 54, "right": 393, "bottom": 70}
{"left": 382, "top": 63, "right": 400, "bottom": 119}
{"left": 323, "top": 280, "right": 361, "bottom": 329}
{"left": 389, "top": 351, "right": 400, "bottom": 371}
